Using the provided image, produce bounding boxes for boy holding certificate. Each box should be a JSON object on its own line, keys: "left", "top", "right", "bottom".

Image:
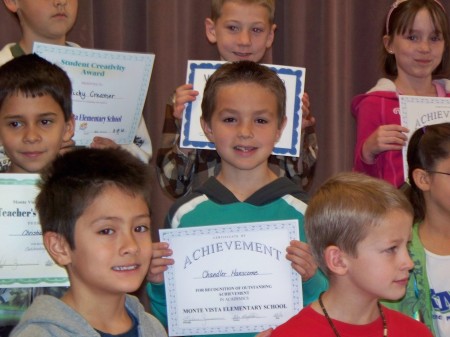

{"left": 271, "top": 172, "right": 433, "bottom": 337}
{"left": 11, "top": 147, "right": 167, "bottom": 337}
{"left": 148, "top": 61, "right": 328, "bottom": 337}
{"left": 0, "top": 54, "right": 74, "bottom": 335}
{"left": 0, "top": 0, "right": 152, "bottom": 169}
{"left": 156, "top": 0, "right": 318, "bottom": 198}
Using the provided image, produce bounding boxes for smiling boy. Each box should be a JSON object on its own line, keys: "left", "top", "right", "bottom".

{"left": 11, "top": 147, "right": 167, "bottom": 337}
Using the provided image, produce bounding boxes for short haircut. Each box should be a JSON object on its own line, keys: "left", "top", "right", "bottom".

{"left": 36, "top": 148, "right": 153, "bottom": 249}
{"left": 201, "top": 60, "right": 286, "bottom": 127}
{"left": 211, "top": 0, "right": 275, "bottom": 24}
{"left": 0, "top": 54, "right": 73, "bottom": 121}
{"left": 382, "top": 0, "right": 450, "bottom": 78}
{"left": 305, "top": 172, "right": 413, "bottom": 276}
{"left": 407, "top": 123, "right": 450, "bottom": 221}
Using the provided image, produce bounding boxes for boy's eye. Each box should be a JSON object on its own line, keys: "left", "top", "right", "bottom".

{"left": 223, "top": 117, "right": 236, "bottom": 123}
{"left": 98, "top": 228, "right": 114, "bottom": 235}
{"left": 40, "top": 119, "right": 54, "bottom": 126}
{"left": 8, "top": 121, "right": 22, "bottom": 128}
{"left": 252, "top": 27, "right": 264, "bottom": 34}
{"left": 385, "top": 246, "right": 398, "bottom": 254}
{"left": 255, "top": 118, "right": 268, "bottom": 124}
{"left": 135, "top": 225, "right": 150, "bottom": 233}
{"left": 226, "top": 25, "right": 239, "bottom": 32}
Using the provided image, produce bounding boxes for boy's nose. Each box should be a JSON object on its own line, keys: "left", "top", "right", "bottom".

{"left": 120, "top": 233, "right": 140, "bottom": 255}
{"left": 238, "top": 31, "right": 251, "bottom": 45}
{"left": 23, "top": 127, "right": 42, "bottom": 143}
{"left": 238, "top": 122, "right": 254, "bottom": 139}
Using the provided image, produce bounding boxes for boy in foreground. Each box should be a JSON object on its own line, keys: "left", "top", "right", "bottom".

{"left": 11, "top": 148, "right": 167, "bottom": 337}
{"left": 271, "top": 172, "right": 433, "bottom": 337}
{"left": 148, "top": 61, "right": 327, "bottom": 337}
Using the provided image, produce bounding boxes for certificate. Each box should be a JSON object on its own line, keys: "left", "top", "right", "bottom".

{"left": 399, "top": 95, "right": 450, "bottom": 181}
{"left": 33, "top": 42, "right": 155, "bottom": 146}
{"left": 0, "top": 174, "right": 69, "bottom": 288}
{"left": 180, "top": 61, "right": 305, "bottom": 157}
{"left": 160, "top": 220, "right": 302, "bottom": 336}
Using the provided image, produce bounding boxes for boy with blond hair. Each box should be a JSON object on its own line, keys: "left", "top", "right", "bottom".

{"left": 157, "top": 0, "right": 318, "bottom": 198}
{"left": 148, "top": 60, "right": 327, "bottom": 337}
{"left": 272, "top": 172, "right": 433, "bottom": 337}
{"left": 11, "top": 148, "right": 167, "bottom": 337}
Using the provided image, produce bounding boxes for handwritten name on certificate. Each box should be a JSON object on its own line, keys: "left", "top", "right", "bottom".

{"left": 33, "top": 42, "right": 155, "bottom": 146}
{"left": 160, "top": 220, "right": 302, "bottom": 336}
{"left": 0, "top": 174, "right": 69, "bottom": 288}
{"left": 399, "top": 95, "right": 450, "bottom": 181}
{"left": 180, "top": 61, "right": 305, "bottom": 157}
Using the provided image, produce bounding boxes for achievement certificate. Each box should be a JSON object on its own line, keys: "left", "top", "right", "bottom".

{"left": 160, "top": 220, "right": 302, "bottom": 336}
{"left": 0, "top": 174, "right": 69, "bottom": 288}
{"left": 33, "top": 42, "right": 155, "bottom": 146}
{"left": 399, "top": 95, "right": 450, "bottom": 182}
{"left": 180, "top": 60, "right": 305, "bottom": 157}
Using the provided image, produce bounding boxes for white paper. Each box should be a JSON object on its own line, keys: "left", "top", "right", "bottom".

{"left": 0, "top": 174, "right": 69, "bottom": 288}
{"left": 160, "top": 220, "right": 302, "bottom": 336}
{"left": 33, "top": 42, "right": 154, "bottom": 146}
{"left": 180, "top": 61, "right": 305, "bottom": 157}
{"left": 399, "top": 95, "right": 450, "bottom": 182}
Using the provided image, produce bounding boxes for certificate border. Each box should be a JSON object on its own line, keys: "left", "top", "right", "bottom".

{"left": 181, "top": 61, "right": 303, "bottom": 156}
{"left": 160, "top": 220, "right": 301, "bottom": 336}
{"left": 33, "top": 42, "right": 154, "bottom": 145}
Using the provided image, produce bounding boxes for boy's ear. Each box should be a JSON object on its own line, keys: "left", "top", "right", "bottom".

{"left": 3, "top": 0, "right": 19, "bottom": 13}
{"left": 412, "top": 168, "right": 431, "bottom": 192}
{"left": 276, "top": 116, "right": 287, "bottom": 142}
{"left": 324, "top": 245, "right": 348, "bottom": 276}
{"left": 205, "top": 18, "right": 218, "bottom": 44}
{"left": 43, "top": 232, "right": 72, "bottom": 266}
{"left": 200, "top": 117, "right": 214, "bottom": 142}
{"left": 62, "top": 115, "right": 75, "bottom": 142}
{"left": 266, "top": 24, "right": 277, "bottom": 49}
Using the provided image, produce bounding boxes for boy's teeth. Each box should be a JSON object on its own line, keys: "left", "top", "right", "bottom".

{"left": 113, "top": 265, "right": 137, "bottom": 271}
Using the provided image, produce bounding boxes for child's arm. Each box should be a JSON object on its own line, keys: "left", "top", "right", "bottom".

{"left": 146, "top": 242, "right": 174, "bottom": 328}
{"left": 91, "top": 116, "right": 152, "bottom": 163}
{"left": 156, "top": 85, "right": 200, "bottom": 198}
{"left": 286, "top": 240, "right": 328, "bottom": 306}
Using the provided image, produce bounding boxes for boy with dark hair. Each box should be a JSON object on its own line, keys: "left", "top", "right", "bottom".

{"left": 11, "top": 147, "right": 167, "bottom": 337}
{"left": 148, "top": 61, "right": 327, "bottom": 337}
{"left": 272, "top": 172, "right": 433, "bottom": 337}
{"left": 0, "top": 53, "right": 74, "bottom": 173}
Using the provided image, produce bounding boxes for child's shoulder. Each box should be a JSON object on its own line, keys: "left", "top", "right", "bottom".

{"left": 383, "top": 306, "right": 433, "bottom": 337}
{"left": 272, "top": 306, "right": 321, "bottom": 337}
{"left": 125, "top": 295, "right": 167, "bottom": 337}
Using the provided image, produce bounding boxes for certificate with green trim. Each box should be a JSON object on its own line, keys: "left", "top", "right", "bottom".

{"left": 0, "top": 174, "right": 69, "bottom": 288}
{"left": 33, "top": 42, "right": 155, "bottom": 146}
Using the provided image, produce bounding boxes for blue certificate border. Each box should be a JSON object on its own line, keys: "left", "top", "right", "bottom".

{"left": 182, "top": 62, "right": 303, "bottom": 156}
{"left": 160, "top": 220, "right": 301, "bottom": 336}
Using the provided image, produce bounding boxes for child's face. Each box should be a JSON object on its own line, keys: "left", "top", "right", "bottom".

{"left": 0, "top": 93, "right": 74, "bottom": 173}
{"left": 205, "top": 2, "right": 275, "bottom": 63}
{"left": 63, "top": 185, "right": 152, "bottom": 297}
{"left": 344, "top": 209, "right": 414, "bottom": 302}
{"left": 384, "top": 8, "right": 445, "bottom": 82}
{"left": 201, "top": 82, "right": 285, "bottom": 174}
{"left": 4, "top": 0, "right": 78, "bottom": 43}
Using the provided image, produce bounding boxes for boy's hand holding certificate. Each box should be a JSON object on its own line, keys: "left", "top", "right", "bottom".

{"left": 180, "top": 60, "right": 305, "bottom": 157}
{"left": 33, "top": 42, "right": 155, "bottom": 146}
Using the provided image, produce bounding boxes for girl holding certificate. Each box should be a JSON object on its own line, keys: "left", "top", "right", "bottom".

{"left": 352, "top": 0, "right": 450, "bottom": 188}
